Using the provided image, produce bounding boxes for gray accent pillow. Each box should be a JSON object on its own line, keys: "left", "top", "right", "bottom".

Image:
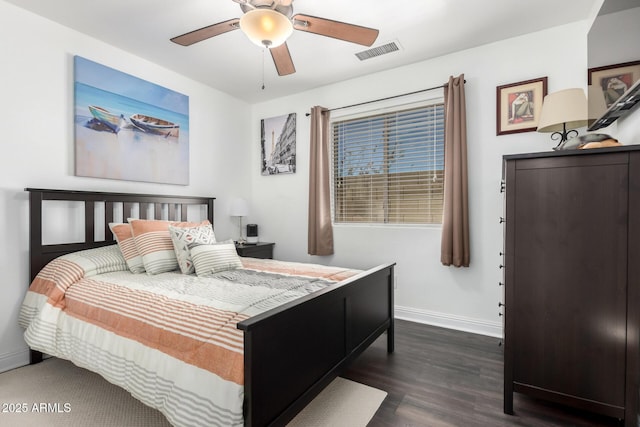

{"left": 169, "top": 223, "right": 217, "bottom": 274}
{"left": 189, "top": 240, "right": 242, "bottom": 277}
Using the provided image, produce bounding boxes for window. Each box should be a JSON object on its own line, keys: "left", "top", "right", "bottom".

{"left": 331, "top": 101, "right": 445, "bottom": 225}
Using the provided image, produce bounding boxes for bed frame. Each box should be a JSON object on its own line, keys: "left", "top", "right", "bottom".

{"left": 26, "top": 188, "right": 395, "bottom": 427}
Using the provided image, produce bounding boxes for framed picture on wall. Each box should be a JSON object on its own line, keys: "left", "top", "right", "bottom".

{"left": 261, "top": 113, "right": 296, "bottom": 175}
{"left": 496, "top": 77, "right": 548, "bottom": 136}
{"left": 74, "top": 56, "right": 190, "bottom": 185}
{"left": 588, "top": 60, "right": 640, "bottom": 108}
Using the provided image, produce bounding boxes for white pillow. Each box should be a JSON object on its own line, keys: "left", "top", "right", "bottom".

{"left": 168, "top": 223, "right": 217, "bottom": 274}
{"left": 190, "top": 240, "right": 242, "bottom": 277}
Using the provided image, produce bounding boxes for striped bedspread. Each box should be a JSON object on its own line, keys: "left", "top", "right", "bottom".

{"left": 19, "top": 245, "right": 361, "bottom": 427}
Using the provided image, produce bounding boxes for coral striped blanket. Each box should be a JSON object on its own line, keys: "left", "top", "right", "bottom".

{"left": 19, "top": 245, "right": 360, "bottom": 427}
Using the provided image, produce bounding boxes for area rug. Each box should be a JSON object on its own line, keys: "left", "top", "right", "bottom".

{"left": 0, "top": 358, "right": 386, "bottom": 427}
{"left": 286, "top": 376, "right": 387, "bottom": 427}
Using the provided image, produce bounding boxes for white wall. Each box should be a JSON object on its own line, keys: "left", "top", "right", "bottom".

{"left": 1, "top": 0, "right": 602, "bottom": 373}
{"left": 249, "top": 21, "right": 590, "bottom": 337}
{"left": 0, "top": 1, "right": 252, "bottom": 372}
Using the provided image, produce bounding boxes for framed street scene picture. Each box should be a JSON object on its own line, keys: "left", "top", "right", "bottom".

{"left": 261, "top": 113, "right": 296, "bottom": 175}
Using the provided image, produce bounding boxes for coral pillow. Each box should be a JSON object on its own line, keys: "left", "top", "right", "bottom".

{"left": 129, "top": 219, "right": 210, "bottom": 275}
{"left": 109, "top": 223, "right": 146, "bottom": 274}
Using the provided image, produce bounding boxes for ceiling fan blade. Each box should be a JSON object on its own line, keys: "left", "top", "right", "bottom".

{"left": 270, "top": 43, "right": 296, "bottom": 76}
{"left": 292, "top": 14, "right": 379, "bottom": 46}
{"left": 170, "top": 18, "right": 240, "bottom": 46}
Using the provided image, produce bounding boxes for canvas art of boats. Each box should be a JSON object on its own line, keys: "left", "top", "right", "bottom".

{"left": 87, "top": 105, "right": 126, "bottom": 133}
{"left": 130, "top": 113, "right": 180, "bottom": 138}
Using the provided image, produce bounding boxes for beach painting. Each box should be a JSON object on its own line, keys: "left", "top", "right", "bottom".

{"left": 74, "top": 56, "right": 189, "bottom": 185}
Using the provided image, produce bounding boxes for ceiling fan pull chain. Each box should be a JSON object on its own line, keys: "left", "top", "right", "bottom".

{"left": 262, "top": 48, "right": 266, "bottom": 90}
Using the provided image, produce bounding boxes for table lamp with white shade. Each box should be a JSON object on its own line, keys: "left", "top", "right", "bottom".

{"left": 536, "top": 88, "right": 589, "bottom": 149}
{"left": 229, "top": 198, "right": 250, "bottom": 244}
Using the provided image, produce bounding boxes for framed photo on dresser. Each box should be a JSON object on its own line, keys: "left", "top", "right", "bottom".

{"left": 588, "top": 60, "right": 640, "bottom": 108}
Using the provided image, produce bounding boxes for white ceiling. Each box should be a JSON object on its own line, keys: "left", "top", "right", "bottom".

{"left": 6, "top": 0, "right": 601, "bottom": 103}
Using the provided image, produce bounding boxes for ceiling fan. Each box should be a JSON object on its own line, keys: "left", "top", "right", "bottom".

{"left": 170, "top": 0, "right": 379, "bottom": 76}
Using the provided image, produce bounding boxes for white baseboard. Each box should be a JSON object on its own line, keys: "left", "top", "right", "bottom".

{"left": 394, "top": 305, "right": 503, "bottom": 338}
{"left": 0, "top": 348, "right": 30, "bottom": 373}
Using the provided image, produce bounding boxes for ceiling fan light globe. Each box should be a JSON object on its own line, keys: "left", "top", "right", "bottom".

{"left": 239, "top": 8, "right": 293, "bottom": 48}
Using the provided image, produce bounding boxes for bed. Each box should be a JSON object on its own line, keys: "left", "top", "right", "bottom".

{"left": 19, "top": 188, "right": 395, "bottom": 427}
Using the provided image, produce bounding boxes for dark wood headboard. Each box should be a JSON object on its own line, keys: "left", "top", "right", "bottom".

{"left": 26, "top": 188, "right": 215, "bottom": 281}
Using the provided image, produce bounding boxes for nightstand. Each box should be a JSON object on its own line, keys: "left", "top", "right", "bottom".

{"left": 235, "top": 242, "right": 275, "bottom": 259}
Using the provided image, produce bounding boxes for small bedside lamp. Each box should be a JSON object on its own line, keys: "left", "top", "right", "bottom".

{"left": 229, "top": 198, "right": 249, "bottom": 244}
{"left": 537, "top": 88, "right": 589, "bottom": 149}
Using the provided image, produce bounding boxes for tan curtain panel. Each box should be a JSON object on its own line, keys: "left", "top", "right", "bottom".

{"left": 308, "top": 106, "right": 334, "bottom": 255}
{"left": 440, "top": 74, "right": 470, "bottom": 267}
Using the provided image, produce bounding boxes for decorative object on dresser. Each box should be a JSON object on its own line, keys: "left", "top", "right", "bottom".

{"left": 588, "top": 78, "right": 640, "bottom": 131}
{"left": 236, "top": 241, "right": 275, "bottom": 259}
{"left": 554, "top": 133, "right": 622, "bottom": 151}
{"left": 229, "top": 197, "right": 250, "bottom": 244}
{"left": 536, "top": 88, "right": 589, "bottom": 149}
{"left": 496, "top": 77, "right": 548, "bottom": 136}
{"left": 588, "top": 60, "right": 640, "bottom": 109}
{"left": 502, "top": 147, "right": 640, "bottom": 426}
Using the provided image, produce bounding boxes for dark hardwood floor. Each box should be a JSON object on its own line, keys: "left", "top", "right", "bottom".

{"left": 341, "top": 319, "right": 623, "bottom": 427}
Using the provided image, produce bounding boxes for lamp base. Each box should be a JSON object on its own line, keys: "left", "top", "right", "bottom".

{"left": 550, "top": 124, "right": 579, "bottom": 150}
{"left": 237, "top": 217, "right": 245, "bottom": 244}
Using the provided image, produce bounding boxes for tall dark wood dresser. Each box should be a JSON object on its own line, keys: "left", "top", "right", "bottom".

{"left": 502, "top": 146, "right": 640, "bottom": 426}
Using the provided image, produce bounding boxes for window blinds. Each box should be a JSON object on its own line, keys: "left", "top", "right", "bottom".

{"left": 331, "top": 103, "right": 445, "bottom": 224}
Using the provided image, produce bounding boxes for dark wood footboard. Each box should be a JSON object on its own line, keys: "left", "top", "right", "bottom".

{"left": 238, "top": 263, "right": 395, "bottom": 427}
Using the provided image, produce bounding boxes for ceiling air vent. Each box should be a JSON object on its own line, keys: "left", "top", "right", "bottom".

{"left": 355, "top": 41, "right": 400, "bottom": 61}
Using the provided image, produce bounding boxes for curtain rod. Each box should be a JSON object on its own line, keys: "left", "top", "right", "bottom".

{"left": 305, "top": 79, "right": 466, "bottom": 116}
